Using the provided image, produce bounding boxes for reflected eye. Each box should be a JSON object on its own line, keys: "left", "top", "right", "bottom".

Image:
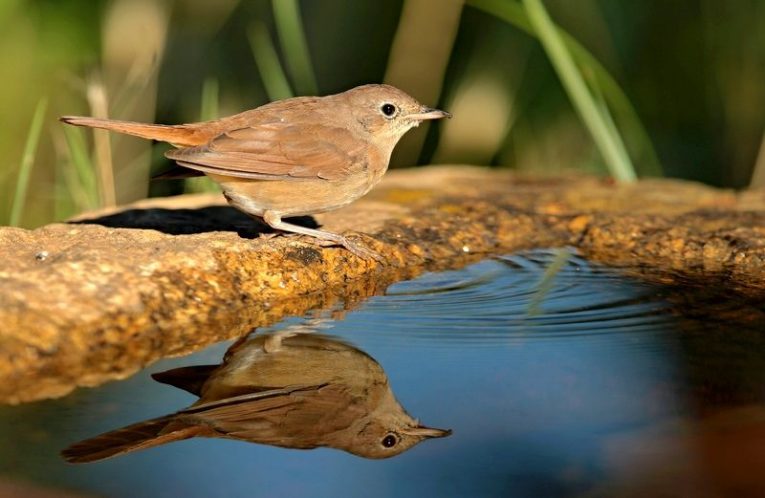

{"left": 381, "top": 434, "right": 398, "bottom": 448}
{"left": 380, "top": 103, "right": 397, "bottom": 117}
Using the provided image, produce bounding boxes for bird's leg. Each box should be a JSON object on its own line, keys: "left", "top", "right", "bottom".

{"left": 262, "top": 211, "right": 383, "bottom": 261}
{"left": 263, "top": 317, "right": 334, "bottom": 353}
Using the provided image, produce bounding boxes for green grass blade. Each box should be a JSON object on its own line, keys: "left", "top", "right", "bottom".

{"left": 587, "top": 67, "right": 627, "bottom": 169}
{"left": 9, "top": 97, "right": 48, "bottom": 226}
{"left": 571, "top": 42, "right": 662, "bottom": 177}
{"left": 466, "top": 0, "right": 533, "bottom": 34}
{"left": 199, "top": 77, "right": 220, "bottom": 121}
{"left": 248, "top": 21, "right": 294, "bottom": 101}
{"left": 188, "top": 76, "right": 222, "bottom": 193}
{"left": 59, "top": 150, "right": 93, "bottom": 214}
{"left": 271, "top": 0, "right": 318, "bottom": 95}
{"left": 522, "top": 0, "right": 635, "bottom": 182}
{"left": 466, "top": 0, "right": 661, "bottom": 177}
{"left": 62, "top": 125, "right": 99, "bottom": 210}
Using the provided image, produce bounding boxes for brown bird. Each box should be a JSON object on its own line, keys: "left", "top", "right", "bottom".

{"left": 60, "top": 84, "right": 450, "bottom": 259}
{"left": 61, "top": 330, "right": 451, "bottom": 463}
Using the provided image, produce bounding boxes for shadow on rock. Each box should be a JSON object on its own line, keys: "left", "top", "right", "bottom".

{"left": 72, "top": 206, "right": 319, "bottom": 239}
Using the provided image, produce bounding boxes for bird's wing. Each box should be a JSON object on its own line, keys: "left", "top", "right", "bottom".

{"left": 165, "top": 122, "right": 366, "bottom": 181}
{"left": 179, "top": 384, "right": 324, "bottom": 417}
{"left": 177, "top": 383, "right": 361, "bottom": 445}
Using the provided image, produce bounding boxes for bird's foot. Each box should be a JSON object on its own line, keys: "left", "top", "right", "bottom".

{"left": 338, "top": 235, "right": 385, "bottom": 263}
{"left": 257, "top": 211, "right": 385, "bottom": 262}
{"left": 294, "top": 234, "right": 384, "bottom": 263}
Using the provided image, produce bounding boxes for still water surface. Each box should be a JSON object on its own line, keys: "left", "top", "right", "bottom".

{"left": 3, "top": 250, "right": 765, "bottom": 497}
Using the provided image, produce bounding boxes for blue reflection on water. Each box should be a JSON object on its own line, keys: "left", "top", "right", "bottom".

{"left": 1, "top": 250, "right": 703, "bottom": 497}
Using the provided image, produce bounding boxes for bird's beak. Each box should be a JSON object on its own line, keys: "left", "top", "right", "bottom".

{"left": 401, "top": 425, "right": 453, "bottom": 438}
{"left": 408, "top": 107, "right": 452, "bottom": 121}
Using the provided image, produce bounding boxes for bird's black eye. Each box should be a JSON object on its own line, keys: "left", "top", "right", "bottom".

{"left": 381, "top": 103, "right": 397, "bottom": 117}
{"left": 381, "top": 434, "right": 398, "bottom": 448}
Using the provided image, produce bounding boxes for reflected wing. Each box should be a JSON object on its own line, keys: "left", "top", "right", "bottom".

{"left": 179, "top": 384, "right": 325, "bottom": 416}
{"left": 178, "top": 383, "right": 360, "bottom": 446}
{"left": 165, "top": 122, "right": 366, "bottom": 181}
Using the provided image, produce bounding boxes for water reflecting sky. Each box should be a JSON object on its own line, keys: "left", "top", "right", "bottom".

{"left": 2, "top": 250, "right": 765, "bottom": 497}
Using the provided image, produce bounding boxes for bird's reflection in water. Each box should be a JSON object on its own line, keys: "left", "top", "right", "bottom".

{"left": 62, "top": 321, "right": 451, "bottom": 463}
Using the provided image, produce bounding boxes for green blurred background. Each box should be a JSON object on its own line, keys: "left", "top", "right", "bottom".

{"left": 2, "top": 0, "right": 764, "bottom": 228}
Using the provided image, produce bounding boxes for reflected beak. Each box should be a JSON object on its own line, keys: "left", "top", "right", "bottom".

{"left": 408, "top": 107, "right": 452, "bottom": 121}
{"left": 401, "top": 425, "right": 453, "bottom": 438}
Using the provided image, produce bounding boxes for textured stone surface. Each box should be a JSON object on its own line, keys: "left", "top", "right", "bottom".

{"left": 2, "top": 166, "right": 765, "bottom": 404}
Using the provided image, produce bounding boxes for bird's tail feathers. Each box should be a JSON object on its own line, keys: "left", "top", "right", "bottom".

{"left": 59, "top": 116, "right": 208, "bottom": 147}
{"left": 61, "top": 415, "right": 202, "bottom": 464}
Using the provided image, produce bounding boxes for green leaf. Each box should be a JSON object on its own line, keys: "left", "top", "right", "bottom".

{"left": 272, "top": 0, "right": 319, "bottom": 95}
{"left": 248, "top": 21, "right": 294, "bottom": 101}
{"left": 467, "top": 0, "right": 661, "bottom": 178}
{"left": 10, "top": 97, "right": 48, "bottom": 226}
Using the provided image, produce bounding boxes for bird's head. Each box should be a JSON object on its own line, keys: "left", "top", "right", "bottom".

{"left": 340, "top": 84, "right": 451, "bottom": 144}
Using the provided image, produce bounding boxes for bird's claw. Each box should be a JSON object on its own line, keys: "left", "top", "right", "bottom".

{"left": 290, "top": 234, "right": 384, "bottom": 262}
{"left": 340, "top": 236, "right": 385, "bottom": 263}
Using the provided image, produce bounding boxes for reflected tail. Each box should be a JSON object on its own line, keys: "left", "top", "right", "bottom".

{"left": 62, "top": 415, "right": 203, "bottom": 464}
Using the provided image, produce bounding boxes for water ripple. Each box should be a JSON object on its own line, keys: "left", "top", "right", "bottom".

{"left": 350, "top": 249, "right": 675, "bottom": 346}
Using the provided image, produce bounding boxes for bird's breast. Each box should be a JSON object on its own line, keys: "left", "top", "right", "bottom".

{"left": 210, "top": 173, "right": 374, "bottom": 218}
{"left": 365, "top": 144, "right": 392, "bottom": 186}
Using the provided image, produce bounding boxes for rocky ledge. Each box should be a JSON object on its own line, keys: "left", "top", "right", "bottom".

{"left": 2, "top": 166, "right": 765, "bottom": 404}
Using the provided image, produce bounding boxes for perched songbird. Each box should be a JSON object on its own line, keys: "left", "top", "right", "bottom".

{"left": 61, "top": 84, "right": 450, "bottom": 259}
{"left": 62, "top": 331, "right": 450, "bottom": 463}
